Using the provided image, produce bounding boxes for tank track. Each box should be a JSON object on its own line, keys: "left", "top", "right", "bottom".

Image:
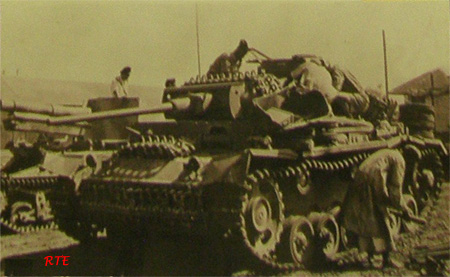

{"left": 238, "top": 147, "right": 444, "bottom": 271}
{"left": 419, "top": 148, "right": 445, "bottom": 185}
{"left": 184, "top": 70, "right": 282, "bottom": 96}
{"left": 61, "top": 136, "right": 200, "bottom": 237}
{"left": 413, "top": 148, "right": 446, "bottom": 208}
{"left": 0, "top": 176, "right": 59, "bottom": 233}
{"left": 49, "top": 140, "right": 445, "bottom": 272}
{"left": 260, "top": 146, "right": 446, "bottom": 272}
{"left": 77, "top": 181, "right": 205, "bottom": 233}
{"left": 334, "top": 158, "right": 448, "bottom": 270}
{"left": 239, "top": 169, "right": 286, "bottom": 268}
{"left": 117, "top": 134, "right": 196, "bottom": 159}
{"left": 238, "top": 151, "right": 373, "bottom": 272}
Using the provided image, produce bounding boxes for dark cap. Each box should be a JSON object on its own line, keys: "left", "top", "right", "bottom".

{"left": 120, "top": 66, "right": 131, "bottom": 74}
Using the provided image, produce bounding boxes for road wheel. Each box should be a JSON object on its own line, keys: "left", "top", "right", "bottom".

{"left": 309, "top": 212, "right": 340, "bottom": 261}
{"left": 277, "top": 216, "right": 315, "bottom": 267}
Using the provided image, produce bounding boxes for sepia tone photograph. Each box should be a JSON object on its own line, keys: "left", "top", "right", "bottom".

{"left": 1, "top": 0, "right": 449, "bottom": 276}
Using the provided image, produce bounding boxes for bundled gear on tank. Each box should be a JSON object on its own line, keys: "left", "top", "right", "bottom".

{"left": 399, "top": 103, "right": 436, "bottom": 139}
{"left": 289, "top": 60, "right": 370, "bottom": 120}
{"left": 287, "top": 58, "right": 401, "bottom": 127}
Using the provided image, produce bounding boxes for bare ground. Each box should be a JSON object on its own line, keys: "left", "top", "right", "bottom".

{"left": 1, "top": 183, "right": 449, "bottom": 276}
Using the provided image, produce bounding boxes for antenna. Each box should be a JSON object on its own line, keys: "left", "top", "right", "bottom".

{"left": 195, "top": 3, "right": 201, "bottom": 76}
{"left": 382, "top": 30, "right": 389, "bottom": 99}
{"left": 430, "top": 73, "right": 435, "bottom": 106}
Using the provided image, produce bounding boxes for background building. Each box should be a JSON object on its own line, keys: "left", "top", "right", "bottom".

{"left": 391, "top": 68, "right": 449, "bottom": 146}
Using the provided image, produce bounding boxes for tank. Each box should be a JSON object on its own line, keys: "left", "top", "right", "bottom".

{"left": 2, "top": 54, "right": 447, "bottom": 270}
{"left": 0, "top": 98, "right": 139, "bottom": 232}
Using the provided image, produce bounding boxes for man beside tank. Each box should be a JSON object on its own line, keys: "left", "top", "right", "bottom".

{"left": 341, "top": 148, "right": 416, "bottom": 269}
{"left": 207, "top": 40, "right": 249, "bottom": 76}
{"left": 111, "top": 66, "right": 131, "bottom": 98}
{"left": 289, "top": 58, "right": 370, "bottom": 119}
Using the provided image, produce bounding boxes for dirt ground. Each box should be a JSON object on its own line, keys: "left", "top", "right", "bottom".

{"left": 1, "top": 183, "right": 449, "bottom": 276}
{"left": 286, "top": 183, "right": 450, "bottom": 277}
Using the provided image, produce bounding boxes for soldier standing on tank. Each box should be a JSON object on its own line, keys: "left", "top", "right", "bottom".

{"left": 341, "top": 148, "right": 416, "bottom": 269}
{"left": 111, "top": 66, "right": 131, "bottom": 98}
{"left": 207, "top": 40, "right": 249, "bottom": 76}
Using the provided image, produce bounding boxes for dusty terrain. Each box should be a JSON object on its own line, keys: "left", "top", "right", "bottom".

{"left": 1, "top": 183, "right": 449, "bottom": 276}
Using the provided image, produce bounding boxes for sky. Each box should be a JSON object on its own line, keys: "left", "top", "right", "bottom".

{"left": 1, "top": 0, "right": 449, "bottom": 94}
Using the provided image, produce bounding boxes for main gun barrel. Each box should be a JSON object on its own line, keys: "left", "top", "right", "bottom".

{"left": 1, "top": 99, "right": 91, "bottom": 116}
{"left": 48, "top": 103, "right": 173, "bottom": 125}
{"left": 48, "top": 97, "right": 194, "bottom": 125}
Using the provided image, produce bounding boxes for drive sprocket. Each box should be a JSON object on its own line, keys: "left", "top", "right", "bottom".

{"left": 240, "top": 169, "right": 285, "bottom": 266}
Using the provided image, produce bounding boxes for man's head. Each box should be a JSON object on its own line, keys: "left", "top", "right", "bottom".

{"left": 231, "top": 39, "right": 249, "bottom": 61}
{"left": 120, "top": 66, "right": 131, "bottom": 80}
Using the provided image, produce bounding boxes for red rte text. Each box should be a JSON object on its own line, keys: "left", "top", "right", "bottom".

{"left": 44, "top": 256, "right": 70, "bottom": 266}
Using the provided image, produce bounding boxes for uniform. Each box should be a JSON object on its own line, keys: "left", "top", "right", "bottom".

{"left": 342, "top": 149, "right": 407, "bottom": 268}
{"left": 111, "top": 76, "right": 129, "bottom": 98}
{"left": 207, "top": 40, "right": 248, "bottom": 76}
{"left": 207, "top": 53, "right": 241, "bottom": 76}
{"left": 111, "top": 66, "right": 131, "bottom": 98}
